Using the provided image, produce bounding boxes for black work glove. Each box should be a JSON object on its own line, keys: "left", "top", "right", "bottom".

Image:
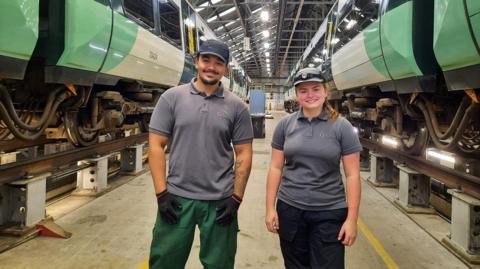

{"left": 156, "top": 190, "right": 181, "bottom": 224}
{"left": 215, "top": 194, "right": 242, "bottom": 226}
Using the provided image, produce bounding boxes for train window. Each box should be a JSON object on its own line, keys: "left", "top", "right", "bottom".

{"left": 333, "top": 0, "right": 355, "bottom": 53}
{"left": 123, "top": 0, "right": 155, "bottom": 29}
{"left": 159, "top": 0, "right": 182, "bottom": 48}
{"left": 383, "top": 0, "right": 409, "bottom": 12}
{"left": 354, "top": 0, "right": 380, "bottom": 30}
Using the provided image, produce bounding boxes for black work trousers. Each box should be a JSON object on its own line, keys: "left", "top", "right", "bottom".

{"left": 277, "top": 199, "right": 347, "bottom": 269}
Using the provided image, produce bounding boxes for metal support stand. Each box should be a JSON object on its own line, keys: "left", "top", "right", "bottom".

{"left": 121, "top": 144, "right": 145, "bottom": 175}
{"left": 368, "top": 152, "right": 396, "bottom": 187}
{"left": 75, "top": 154, "right": 111, "bottom": 196}
{"left": 394, "top": 164, "right": 435, "bottom": 214}
{"left": 442, "top": 190, "right": 480, "bottom": 264}
{"left": 0, "top": 173, "right": 49, "bottom": 234}
{"left": 360, "top": 149, "right": 370, "bottom": 171}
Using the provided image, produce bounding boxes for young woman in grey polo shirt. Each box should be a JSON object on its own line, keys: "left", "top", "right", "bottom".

{"left": 265, "top": 67, "right": 362, "bottom": 269}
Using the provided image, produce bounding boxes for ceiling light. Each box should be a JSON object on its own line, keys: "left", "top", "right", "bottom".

{"left": 346, "top": 20, "right": 357, "bottom": 29}
{"left": 207, "top": 16, "right": 218, "bottom": 23}
{"left": 252, "top": 8, "right": 262, "bottom": 14}
{"left": 262, "top": 30, "right": 270, "bottom": 38}
{"left": 265, "top": 52, "right": 270, "bottom": 57}
{"left": 313, "top": 57, "right": 322, "bottom": 63}
{"left": 225, "top": 21, "right": 236, "bottom": 27}
{"left": 331, "top": 37, "right": 340, "bottom": 44}
{"left": 266, "top": 58, "right": 270, "bottom": 63}
{"left": 264, "top": 43, "right": 270, "bottom": 49}
{"left": 261, "top": 11, "right": 269, "bottom": 21}
{"left": 266, "top": 63, "right": 270, "bottom": 68}
{"left": 211, "top": 0, "right": 222, "bottom": 4}
{"left": 219, "top": 7, "right": 236, "bottom": 17}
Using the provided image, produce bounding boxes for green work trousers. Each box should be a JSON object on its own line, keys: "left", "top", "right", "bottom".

{"left": 149, "top": 196, "right": 238, "bottom": 269}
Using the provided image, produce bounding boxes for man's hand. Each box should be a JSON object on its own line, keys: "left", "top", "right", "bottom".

{"left": 215, "top": 195, "right": 242, "bottom": 226}
{"left": 156, "top": 190, "right": 181, "bottom": 224}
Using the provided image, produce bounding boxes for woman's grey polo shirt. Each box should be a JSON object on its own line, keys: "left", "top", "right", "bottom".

{"left": 271, "top": 109, "right": 362, "bottom": 211}
{"left": 149, "top": 81, "right": 253, "bottom": 200}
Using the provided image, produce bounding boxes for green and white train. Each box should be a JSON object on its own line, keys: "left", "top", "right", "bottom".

{"left": 287, "top": 0, "right": 480, "bottom": 159}
{"left": 0, "top": 0, "right": 248, "bottom": 146}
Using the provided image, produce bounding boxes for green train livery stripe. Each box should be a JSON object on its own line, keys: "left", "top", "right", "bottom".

{"left": 57, "top": 0, "right": 112, "bottom": 71}
{"left": 381, "top": 1, "right": 423, "bottom": 79}
{"left": 0, "top": 0, "right": 39, "bottom": 60}
{"left": 434, "top": 0, "right": 480, "bottom": 71}
{"left": 467, "top": 0, "right": 480, "bottom": 16}
{"left": 100, "top": 12, "right": 138, "bottom": 72}
{"left": 364, "top": 21, "right": 391, "bottom": 79}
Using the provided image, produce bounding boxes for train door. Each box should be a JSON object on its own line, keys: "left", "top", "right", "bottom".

{"left": 179, "top": 0, "right": 198, "bottom": 84}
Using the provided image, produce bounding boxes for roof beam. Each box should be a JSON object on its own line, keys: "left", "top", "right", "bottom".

{"left": 281, "top": 0, "right": 304, "bottom": 67}
{"left": 273, "top": 0, "right": 287, "bottom": 76}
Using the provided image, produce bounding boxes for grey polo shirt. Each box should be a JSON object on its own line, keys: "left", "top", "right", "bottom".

{"left": 149, "top": 80, "right": 253, "bottom": 200}
{"left": 271, "top": 109, "right": 362, "bottom": 211}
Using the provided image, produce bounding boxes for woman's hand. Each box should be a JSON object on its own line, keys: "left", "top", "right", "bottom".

{"left": 265, "top": 208, "right": 279, "bottom": 233}
{"left": 338, "top": 218, "right": 357, "bottom": 246}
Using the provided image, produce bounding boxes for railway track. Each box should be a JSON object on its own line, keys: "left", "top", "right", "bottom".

{"left": 0, "top": 133, "right": 148, "bottom": 184}
{"left": 361, "top": 138, "right": 480, "bottom": 199}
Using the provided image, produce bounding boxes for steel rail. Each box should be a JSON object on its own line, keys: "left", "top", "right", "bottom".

{"left": 0, "top": 133, "right": 148, "bottom": 184}
{"left": 360, "top": 138, "right": 480, "bottom": 199}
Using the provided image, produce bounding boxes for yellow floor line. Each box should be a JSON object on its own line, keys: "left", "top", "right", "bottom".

{"left": 358, "top": 218, "right": 400, "bottom": 269}
{"left": 138, "top": 218, "right": 400, "bottom": 269}
{"left": 137, "top": 259, "right": 149, "bottom": 269}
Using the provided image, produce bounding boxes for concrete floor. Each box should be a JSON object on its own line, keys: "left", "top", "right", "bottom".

{"left": 0, "top": 111, "right": 470, "bottom": 269}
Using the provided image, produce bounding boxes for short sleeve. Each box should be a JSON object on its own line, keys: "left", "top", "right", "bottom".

{"left": 149, "top": 96, "right": 174, "bottom": 137}
{"left": 232, "top": 107, "right": 254, "bottom": 145}
{"left": 271, "top": 118, "right": 286, "bottom": 151}
{"left": 339, "top": 118, "right": 362, "bottom": 155}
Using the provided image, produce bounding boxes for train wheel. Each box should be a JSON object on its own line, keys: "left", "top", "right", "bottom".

{"left": 64, "top": 110, "right": 99, "bottom": 147}
{"left": 400, "top": 122, "right": 429, "bottom": 156}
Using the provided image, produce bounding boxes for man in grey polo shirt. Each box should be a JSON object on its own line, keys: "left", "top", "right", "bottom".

{"left": 148, "top": 39, "right": 253, "bottom": 269}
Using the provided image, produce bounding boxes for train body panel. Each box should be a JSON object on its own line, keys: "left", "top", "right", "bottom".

{"left": 381, "top": 1, "right": 423, "bottom": 80}
{"left": 100, "top": 11, "right": 138, "bottom": 74}
{"left": 103, "top": 26, "right": 184, "bottom": 87}
{"left": 433, "top": 0, "right": 480, "bottom": 71}
{"left": 467, "top": 0, "right": 480, "bottom": 17}
{"left": 0, "top": 0, "right": 39, "bottom": 79}
{"left": 332, "top": 22, "right": 391, "bottom": 90}
{"left": 57, "top": 0, "right": 112, "bottom": 72}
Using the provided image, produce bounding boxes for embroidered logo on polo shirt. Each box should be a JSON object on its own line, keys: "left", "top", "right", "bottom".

{"left": 216, "top": 111, "right": 229, "bottom": 119}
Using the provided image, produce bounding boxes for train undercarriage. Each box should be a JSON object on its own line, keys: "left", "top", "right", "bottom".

{"left": 0, "top": 74, "right": 160, "bottom": 147}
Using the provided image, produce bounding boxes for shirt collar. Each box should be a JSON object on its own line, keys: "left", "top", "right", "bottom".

{"left": 190, "top": 78, "right": 225, "bottom": 98}
{"left": 297, "top": 107, "right": 329, "bottom": 121}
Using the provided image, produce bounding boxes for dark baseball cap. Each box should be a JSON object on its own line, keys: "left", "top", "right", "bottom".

{"left": 197, "top": 39, "right": 230, "bottom": 63}
{"left": 293, "top": 67, "right": 325, "bottom": 86}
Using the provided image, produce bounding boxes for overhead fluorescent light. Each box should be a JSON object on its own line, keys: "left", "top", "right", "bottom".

{"left": 262, "top": 30, "right": 270, "bottom": 38}
{"left": 225, "top": 21, "right": 236, "bottom": 27}
{"left": 266, "top": 58, "right": 270, "bottom": 63}
{"left": 207, "top": 16, "right": 218, "bottom": 23}
{"left": 219, "top": 7, "right": 236, "bottom": 17}
{"left": 265, "top": 52, "right": 270, "bottom": 57}
{"left": 252, "top": 8, "right": 262, "bottom": 14}
{"left": 261, "top": 11, "right": 269, "bottom": 21}
{"left": 263, "top": 43, "right": 270, "bottom": 49}
{"left": 346, "top": 19, "right": 357, "bottom": 29}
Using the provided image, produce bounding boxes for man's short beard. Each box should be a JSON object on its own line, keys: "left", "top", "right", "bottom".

{"left": 200, "top": 77, "right": 220, "bottom": 85}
